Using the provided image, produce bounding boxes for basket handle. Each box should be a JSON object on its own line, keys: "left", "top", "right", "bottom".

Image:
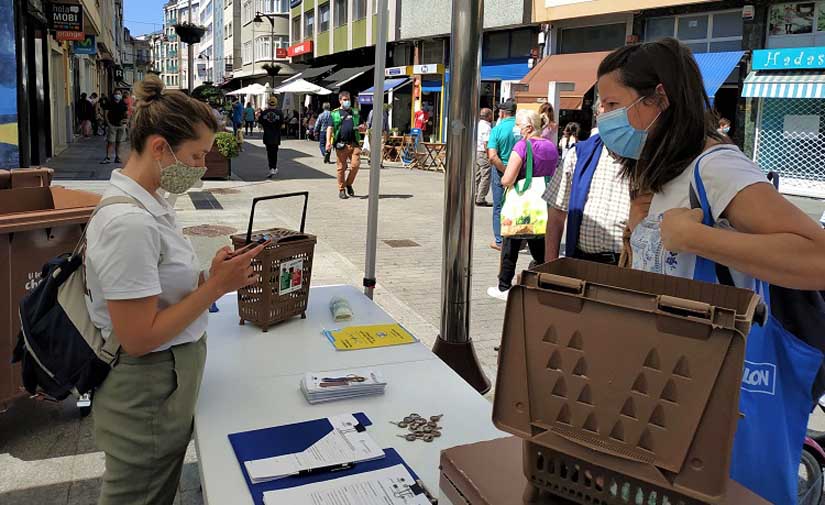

{"left": 245, "top": 192, "right": 309, "bottom": 244}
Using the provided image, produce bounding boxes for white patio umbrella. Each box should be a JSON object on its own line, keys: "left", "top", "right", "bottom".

{"left": 273, "top": 79, "right": 332, "bottom": 139}
{"left": 227, "top": 83, "right": 268, "bottom": 95}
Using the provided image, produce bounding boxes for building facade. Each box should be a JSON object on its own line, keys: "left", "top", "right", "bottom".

{"left": 5, "top": 0, "right": 125, "bottom": 167}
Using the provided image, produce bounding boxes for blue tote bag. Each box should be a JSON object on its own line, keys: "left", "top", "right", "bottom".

{"left": 690, "top": 148, "right": 824, "bottom": 505}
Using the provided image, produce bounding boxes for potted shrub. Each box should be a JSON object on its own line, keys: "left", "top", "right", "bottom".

{"left": 262, "top": 63, "right": 281, "bottom": 77}
{"left": 205, "top": 132, "right": 239, "bottom": 180}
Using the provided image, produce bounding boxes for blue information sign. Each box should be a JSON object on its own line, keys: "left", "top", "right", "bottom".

{"left": 73, "top": 35, "right": 96, "bottom": 55}
{"left": 752, "top": 47, "right": 825, "bottom": 71}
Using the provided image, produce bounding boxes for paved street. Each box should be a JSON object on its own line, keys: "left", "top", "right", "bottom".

{"left": 2, "top": 134, "right": 825, "bottom": 504}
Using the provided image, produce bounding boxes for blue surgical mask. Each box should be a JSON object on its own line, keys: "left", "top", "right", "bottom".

{"left": 720, "top": 127, "right": 730, "bottom": 134}
{"left": 113, "top": 94, "right": 122, "bottom": 102}
{"left": 342, "top": 100, "right": 351, "bottom": 109}
{"left": 597, "top": 97, "right": 661, "bottom": 160}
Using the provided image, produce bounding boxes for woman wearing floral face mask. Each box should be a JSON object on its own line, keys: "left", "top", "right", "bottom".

{"left": 597, "top": 38, "right": 825, "bottom": 504}
{"left": 84, "top": 74, "right": 269, "bottom": 505}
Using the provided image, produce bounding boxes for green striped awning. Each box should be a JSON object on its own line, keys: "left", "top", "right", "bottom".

{"left": 743, "top": 70, "right": 825, "bottom": 99}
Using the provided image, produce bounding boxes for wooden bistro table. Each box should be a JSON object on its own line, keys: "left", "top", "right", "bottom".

{"left": 417, "top": 142, "right": 447, "bottom": 171}
{"left": 382, "top": 135, "right": 405, "bottom": 162}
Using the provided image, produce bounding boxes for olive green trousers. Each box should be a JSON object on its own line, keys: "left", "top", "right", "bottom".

{"left": 93, "top": 336, "right": 207, "bottom": 505}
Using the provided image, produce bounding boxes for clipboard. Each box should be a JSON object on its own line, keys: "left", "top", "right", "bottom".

{"left": 227, "top": 412, "right": 423, "bottom": 505}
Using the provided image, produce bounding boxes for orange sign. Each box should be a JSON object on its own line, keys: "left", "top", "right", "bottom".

{"left": 287, "top": 40, "right": 312, "bottom": 58}
{"left": 56, "top": 31, "right": 86, "bottom": 41}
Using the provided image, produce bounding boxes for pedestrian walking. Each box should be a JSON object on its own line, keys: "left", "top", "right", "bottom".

{"left": 86, "top": 73, "right": 267, "bottom": 505}
{"left": 231, "top": 98, "right": 243, "bottom": 135}
{"left": 542, "top": 112, "right": 630, "bottom": 265}
{"left": 123, "top": 90, "right": 134, "bottom": 119}
{"left": 101, "top": 91, "right": 129, "bottom": 164}
{"left": 326, "top": 91, "right": 363, "bottom": 199}
{"left": 558, "top": 122, "right": 580, "bottom": 162}
{"left": 599, "top": 37, "right": 825, "bottom": 505}
{"left": 89, "top": 92, "right": 100, "bottom": 135}
{"left": 474, "top": 107, "right": 493, "bottom": 207}
{"left": 539, "top": 102, "right": 557, "bottom": 141}
{"left": 314, "top": 102, "right": 333, "bottom": 163}
{"left": 76, "top": 92, "right": 95, "bottom": 137}
{"left": 488, "top": 109, "right": 558, "bottom": 300}
{"left": 258, "top": 97, "right": 284, "bottom": 178}
{"left": 244, "top": 102, "right": 255, "bottom": 136}
{"left": 487, "top": 99, "right": 520, "bottom": 251}
{"left": 289, "top": 110, "right": 299, "bottom": 138}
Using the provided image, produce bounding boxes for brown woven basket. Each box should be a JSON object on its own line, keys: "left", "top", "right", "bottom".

{"left": 230, "top": 192, "right": 316, "bottom": 331}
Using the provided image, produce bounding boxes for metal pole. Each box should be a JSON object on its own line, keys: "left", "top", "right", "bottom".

{"left": 432, "top": 0, "right": 489, "bottom": 394}
{"left": 270, "top": 18, "right": 275, "bottom": 88}
{"left": 363, "top": 0, "right": 388, "bottom": 299}
{"left": 187, "top": 0, "right": 194, "bottom": 92}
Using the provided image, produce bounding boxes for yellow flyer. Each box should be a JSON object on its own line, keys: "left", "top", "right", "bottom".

{"left": 324, "top": 324, "right": 418, "bottom": 351}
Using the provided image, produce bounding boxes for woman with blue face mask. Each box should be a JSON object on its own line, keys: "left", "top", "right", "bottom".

{"left": 85, "top": 74, "right": 268, "bottom": 505}
{"left": 597, "top": 38, "right": 825, "bottom": 504}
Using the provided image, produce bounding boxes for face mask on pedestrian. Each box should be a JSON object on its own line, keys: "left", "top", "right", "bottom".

{"left": 719, "top": 126, "right": 730, "bottom": 134}
{"left": 342, "top": 100, "right": 351, "bottom": 109}
{"left": 158, "top": 143, "right": 206, "bottom": 194}
{"left": 113, "top": 94, "right": 122, "bottom": 102}
{"left": 597, "top": 96, "right": 661, "bottom": 160}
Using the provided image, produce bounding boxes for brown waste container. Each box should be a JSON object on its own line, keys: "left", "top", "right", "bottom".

{"left": 0, "top": 185, "right": 100, "bottom": 406}
{"left": 0, "top": 167, "right": 54, "bottom": 189}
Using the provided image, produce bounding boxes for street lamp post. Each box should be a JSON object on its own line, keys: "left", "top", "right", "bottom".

{"left": 254, "top": 11, "right": 289, "bottom": 88}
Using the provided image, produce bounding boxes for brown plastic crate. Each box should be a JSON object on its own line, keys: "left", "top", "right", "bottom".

{"left": 0, "top": 186, "right": 100, "bottom": 405}
{"left": 493, "top": 258, "right": 764, "bottom": 505}
{"left": 439, "top": 437, "right": 769, "bottom": 505}
{"left": 230, "top": 192, "right": 316, "bottom": 331}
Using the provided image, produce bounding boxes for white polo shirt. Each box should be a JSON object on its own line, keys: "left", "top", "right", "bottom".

{"left": 85, "top": 170, "right": 207, "bottom": 353}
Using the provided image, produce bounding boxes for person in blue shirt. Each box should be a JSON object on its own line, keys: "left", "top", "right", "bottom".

{"left": 231, "top": 99, "right": 243, "bottom": 135}
{"left": 487, "top": 99, "right": 520, "bottom": 251}
{"left": 314, "top": 102, "right": 333, "bottom": 164}
{"left": 244, "top": 102, "right": 256, "bottom": 135}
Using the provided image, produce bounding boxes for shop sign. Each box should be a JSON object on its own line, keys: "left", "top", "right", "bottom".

{"left": 412, "top": 64, "right": 444, "bottom": 75}
{"left": 287, "top": 40, "right": 312, "bottom": 57}
{"left": 56, "top": 30, "right": 85, "bottom": 41}
{"left": 73, "top": 34, "right": 96, "bottom": 55}
{"left": 276, "top": 48, "right": 288, "bottom": 58}
{"left": 114, "top": 66, "right": 124, "bottom": 81}
{"left": 50, "top": 2, "right": 83, "bottom": 32}
{"left": 752, "top": 47, "right": 825, "bottom": 70}
{"left": 742, "top": 5, "right": 755, "bottom": 20}
{"left": 385, "top": 65, "right": 411, "bottom": 77}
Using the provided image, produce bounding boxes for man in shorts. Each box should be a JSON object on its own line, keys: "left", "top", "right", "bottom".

{"left": 101, "top": 91, "right": 129, "bottom": 164}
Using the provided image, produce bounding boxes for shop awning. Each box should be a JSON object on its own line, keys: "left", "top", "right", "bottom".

{"left": 325, "top": 65, "right": 374, "bottom": 88}
{"left": 742, "top": 70, "right": 825, "bottom": 99}
{"left": 517, "top": 51, "right": 611, "bottom": 109}
{"left": 422, "top": 79, "right": 442, "bottom": 93}
{"left": 284, "top": 64, "right": 337, "bottom": 84}
{"left": 481, "top": 59, "right": 530, "bottom": 81}
{"left": 359, "top": 78, "right": 411, "bottom": 104}
{"left": 693, "top": 51, "right": 744, "bottom": 100}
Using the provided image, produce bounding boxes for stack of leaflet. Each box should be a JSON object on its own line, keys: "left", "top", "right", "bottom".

{"left": 300, "top": 368, "right": 387, "bottom": 404}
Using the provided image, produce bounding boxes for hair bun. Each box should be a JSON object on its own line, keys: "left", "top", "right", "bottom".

{"left": 134, "top": 74, "right": 164, "bottom": 103}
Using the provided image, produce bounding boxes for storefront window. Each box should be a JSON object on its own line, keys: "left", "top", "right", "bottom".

{"left": 559, "top": 23, "right": 626, "bottom": 54}
{"left": 645, "top": 10, "right": 742, "bottom": 53}
{"left": 484, "top": 32, "right": 509, "bottom": 60}
{"left": 422, "top": 40, "right": 444, "bottom": 64}
{"left": 482, "top": 29, "right": 536, "bottom": 60}
{"left": 767, "top": 2, "right": 825, "bottom": 48}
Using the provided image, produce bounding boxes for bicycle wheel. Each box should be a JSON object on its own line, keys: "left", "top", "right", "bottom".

{"left": 798, "top": 449, "right": 823, "bottom": 505}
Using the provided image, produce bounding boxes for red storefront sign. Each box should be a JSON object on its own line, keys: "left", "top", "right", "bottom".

{"left": 56, "top": 31, "right": 86, "bottom": 41}
{"left": 287, "top": 41, "right": 313, "bottom": 58}
{"left": 276, "top": 48, "right": 288, "bottom": 59}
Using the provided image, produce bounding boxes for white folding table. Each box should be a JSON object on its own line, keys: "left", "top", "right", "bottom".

{"left": 194, "top": 285, "right": 508, "bottom": 505}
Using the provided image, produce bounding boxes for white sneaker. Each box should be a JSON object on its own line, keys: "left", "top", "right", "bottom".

{"left": 269, "top": 168, "right": 278, "bottom": 178}
{"left": 487, "top": 286, "right": 509, "bottom": 301}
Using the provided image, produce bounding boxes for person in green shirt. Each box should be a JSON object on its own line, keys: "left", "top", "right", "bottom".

{"left": 326, "top": 91, "right": 364, "bottom": 199}
{"left": 487, "top": 99, "right": 520, "bottom": 249}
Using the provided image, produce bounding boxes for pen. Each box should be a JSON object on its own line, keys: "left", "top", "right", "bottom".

{"left": 296, "top": 462, "right": 354, "bottom": 477}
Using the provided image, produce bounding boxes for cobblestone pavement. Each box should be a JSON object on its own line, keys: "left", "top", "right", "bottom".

{"left": 2, "top": 134, "right": 824, "bottom": 504}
